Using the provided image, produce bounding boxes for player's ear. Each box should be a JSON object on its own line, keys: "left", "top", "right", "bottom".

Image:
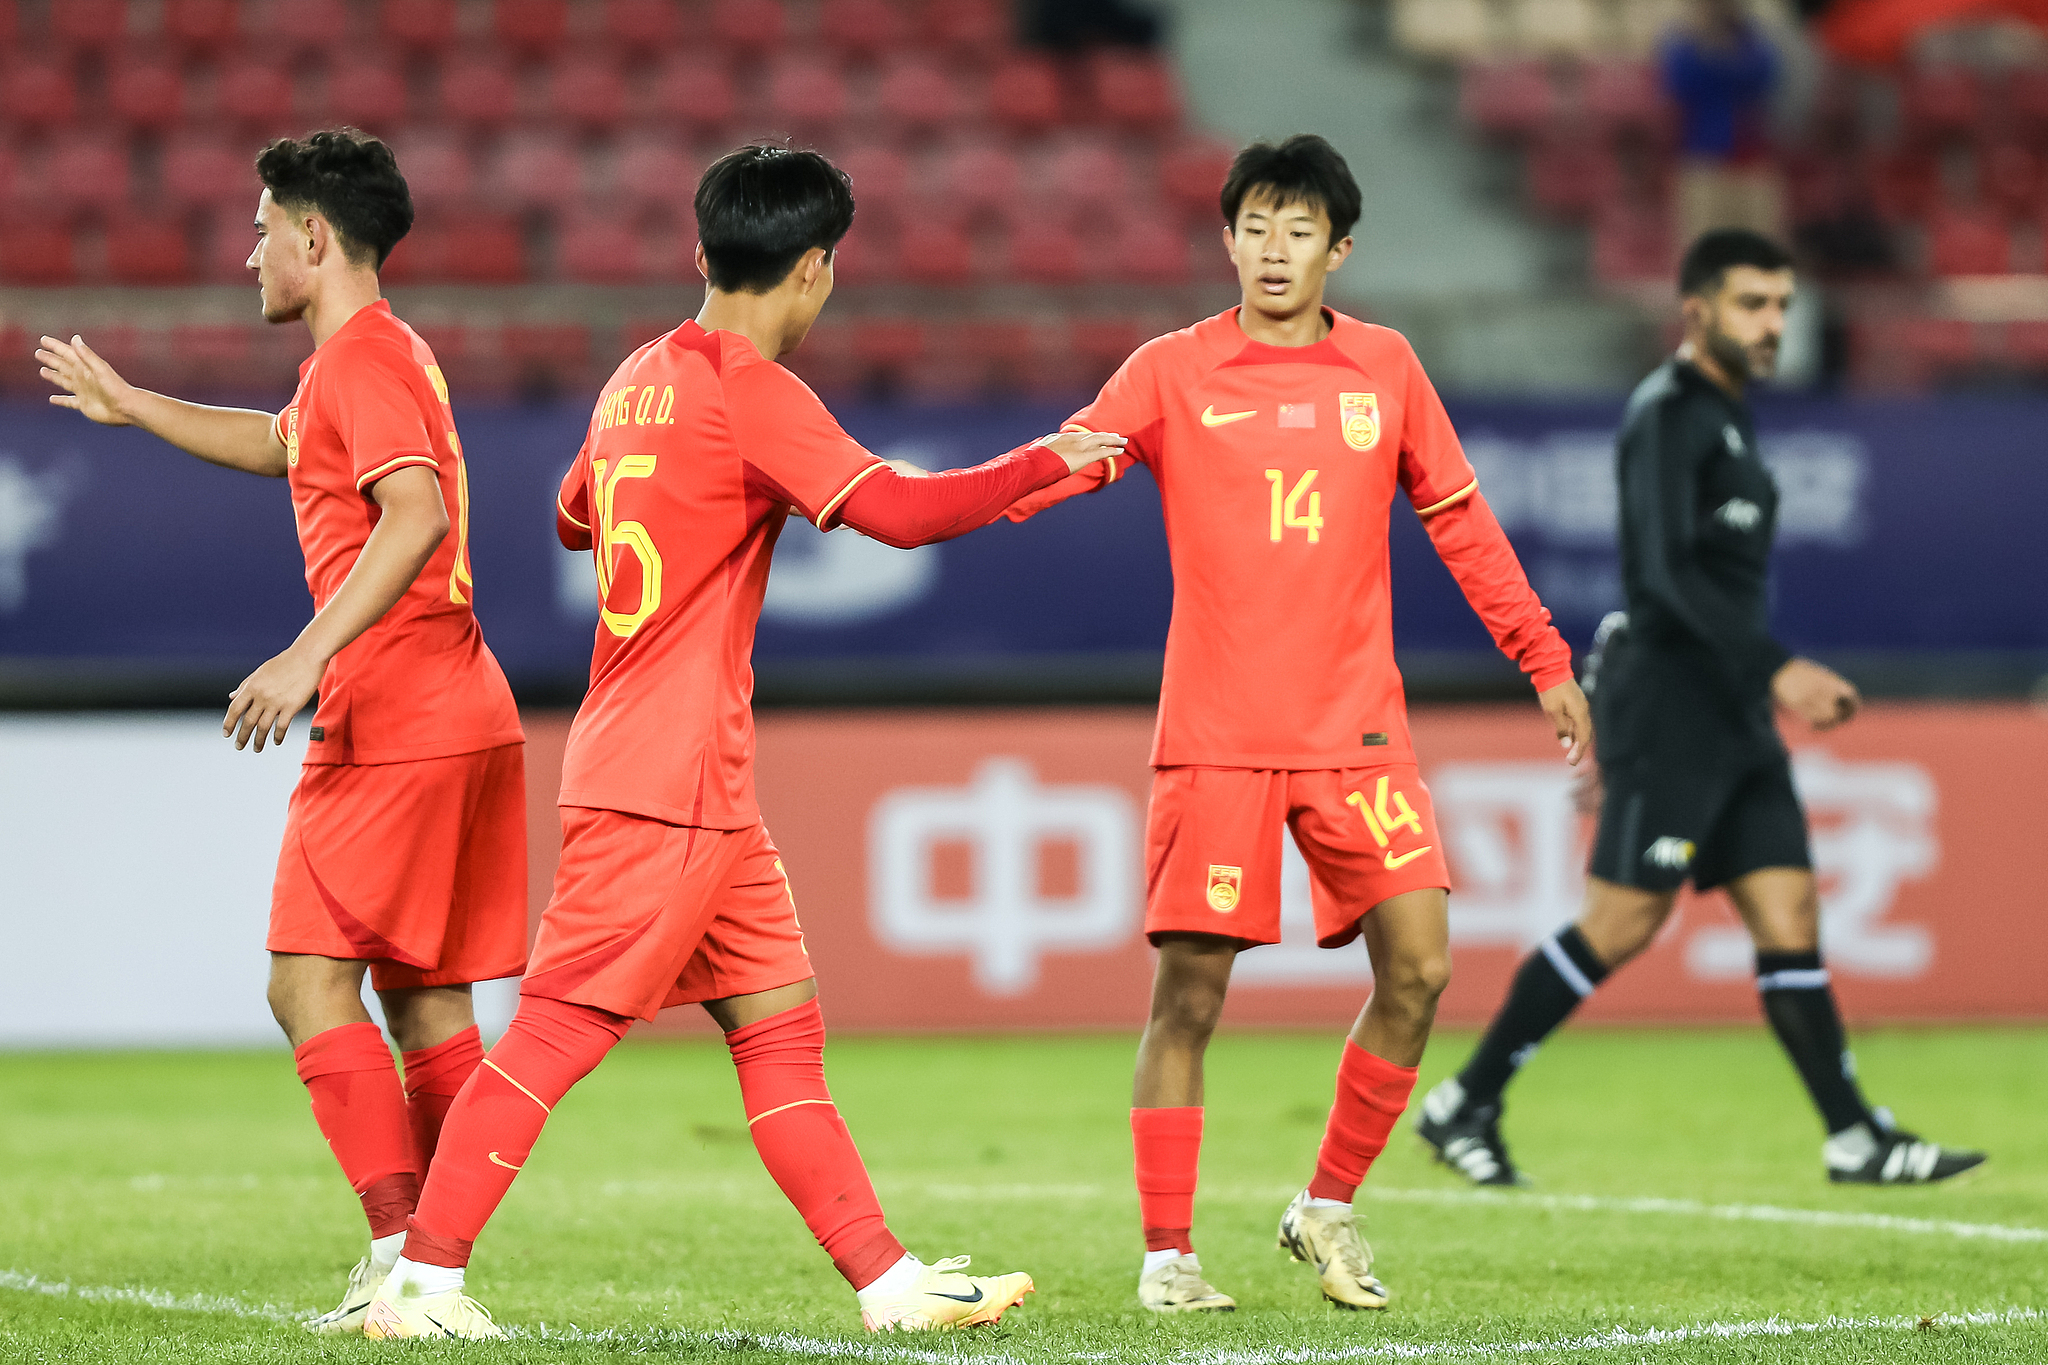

{"left": 1221, "top": 224, "right": 1237, "bottom": 262}
{"left": 1326, "top": 235, "right": 1354, "bottom": 271}
{"left": 693, "top": 241, "right": 711, "bottom": 285}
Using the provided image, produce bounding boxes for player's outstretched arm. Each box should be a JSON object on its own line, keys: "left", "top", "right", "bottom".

{"left": 835, "top": 429, "right": 1126, "bottom": 549}
{"left": 1771, "top": 656, "right": 1860, "bottom": 731}
{"left": 36, "top": 334, "right": 288, "bottom": 477}
{"left": 223, "top": 465, "right": 449, "bottom": 751}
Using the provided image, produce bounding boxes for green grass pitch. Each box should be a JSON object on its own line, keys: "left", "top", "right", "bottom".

{"left": 2, "top": 1026, "right": 2043, "bottom": 1363}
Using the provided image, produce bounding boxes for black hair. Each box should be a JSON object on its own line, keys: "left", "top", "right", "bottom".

{"left": 1679, "top": 228, "right": 1793, "bottom": 297}
{"left": 695, "top": 144, "right": 856, "bottom": 293}
{"left": 1219, "top": 134, "right": 1362, "bottom": 245}
{"left": 254, "top": 127, "right": 414, "bottom": 269}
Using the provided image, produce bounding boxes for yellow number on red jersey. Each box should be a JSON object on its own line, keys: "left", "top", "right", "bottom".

{"left": 1266, "top": 469, "right": 1323, "bottom": 543}
{"left": 591, "top": 454, "right": 663, "bottom": 638}
{"left": 446, "top": 432, "right": 475, "bottom": 605}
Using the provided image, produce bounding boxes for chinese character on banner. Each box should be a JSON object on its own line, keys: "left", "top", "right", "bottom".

{"left": 867, "top": 758, "right": 1138, "bottom": 995}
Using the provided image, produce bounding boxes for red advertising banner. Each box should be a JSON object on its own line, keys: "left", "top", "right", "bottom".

{"left": 519, "top": 704, "right": 2048, "bottom": 1032}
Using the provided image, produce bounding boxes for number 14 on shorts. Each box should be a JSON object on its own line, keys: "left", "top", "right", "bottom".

{"left": 1347, "top": 777, "right": 1432, "bottom": 870}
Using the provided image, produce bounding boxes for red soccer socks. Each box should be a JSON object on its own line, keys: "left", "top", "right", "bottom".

{"left": 400, "top": 1024, "right": 484, "bottom": 1167}
{"left": 294, "top": 1022, "right": 420, "bottom": 1238}
{"left": 725, "top": 998, "right": 904, "bottom": 1290}
{"left": 1307, "top": 1042, "right": 1418, "bottom": 1202}
{"left": 1132, "top": 1106, "right": 1203, "bottom": 1253}
{"left": 402, "top": 996, "right": 632, "bottom": 1268}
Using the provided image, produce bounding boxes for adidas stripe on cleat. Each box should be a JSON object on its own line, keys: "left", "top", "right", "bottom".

{"left": 1415, "top": 1077, "right": 1525, "bottom": 1187}
{"left": 1825, "top": 1119, "right": 1987, "bottom": 1185}
{"left": 859, "top": 1255, "right": 1033, "bottom": 1332}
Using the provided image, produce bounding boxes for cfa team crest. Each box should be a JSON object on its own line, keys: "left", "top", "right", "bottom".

{"left": 1339, "top": 393, "right": 1380, "bottom": 451}
{"left": 1206, "top": 865, "right": 1243, "bottom": 912}
{"left": 284, "top": 408, "right": 300, "bottom": 468}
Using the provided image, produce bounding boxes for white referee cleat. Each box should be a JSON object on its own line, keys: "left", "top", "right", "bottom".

{"left": 1277, "top": 1189, "right": 1391, "bottom": 1310}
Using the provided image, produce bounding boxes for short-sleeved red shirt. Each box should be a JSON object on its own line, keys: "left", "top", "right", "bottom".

{"left": 555, "top": 322, "right": 887, "bottom": 828}
{"left": 1010, "top": 308, "right": 1507, "bottom": 769}
{"left": 278, "top": 300, "right": 521, "bottom": 766}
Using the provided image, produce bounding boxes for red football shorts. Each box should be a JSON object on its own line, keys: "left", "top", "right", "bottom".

{"left": 267, "top": 743, "right": 528, "bottom": 989}
{"left": 519, "top": 808, "right": 813, "bottom": 1021}
{"left": 1145, "top": 764, "right": 1451, "bottom": 949}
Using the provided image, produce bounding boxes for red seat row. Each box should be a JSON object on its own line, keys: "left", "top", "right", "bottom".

{"left": 6, "top": 0, "right": 1014, "bottom": 60}
{"left": 1460, "top": 60, "right": 1673, "bottom": 144}
{"left": 1849, "top": 315, "right": 2048, "bottom": 390}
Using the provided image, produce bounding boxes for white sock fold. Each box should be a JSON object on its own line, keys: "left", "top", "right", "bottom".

{"left": 369, "top": 1231, "right": 406, "bottom": 1271}
{"left": 389, "top": 1255, "right": 465, "bottom": 1299}
{"left": 1303, "top": 1195, "right": 1350, "bottom": 1209}
{"left": 854, "top": 1254, "right": 924, "bottom": 1306}
{"left": 1141, "top": 1247, "right": 1194, "bottom": 1273}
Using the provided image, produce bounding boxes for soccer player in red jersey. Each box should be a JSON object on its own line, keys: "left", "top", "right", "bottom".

{"left": 1004, "top": 135, "right": 1595, "bottom": 1312}
{"left": 361, "top": 145, "right": 1124, "bottom": 1340}
{"left": 36, "top": 130, "right": 525, "bottom": 1334}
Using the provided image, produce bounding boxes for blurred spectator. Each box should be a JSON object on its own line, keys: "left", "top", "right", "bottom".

{"left": 1022, "top": 0, "right": 1162, "bottom": 51}
{"left": 1662, "top": 0, "right": 1783, "bottom": 248}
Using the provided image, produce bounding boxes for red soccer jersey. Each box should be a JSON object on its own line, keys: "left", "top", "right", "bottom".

{"left": 554, "top": 322, "right": 889, "bottom": 828}
{"left": 1009, "top": 307, "right": 1570, "bottom": 769}
{"left": 277, "top": 300, "right": 521, "bottom": 765}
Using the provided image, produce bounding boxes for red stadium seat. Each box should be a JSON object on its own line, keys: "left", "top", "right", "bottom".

{"left": 605, "top": 0, "right": 680, "bottom": 49}
{"left": 201, "top": 209, "right": 259, "bottom": 280}
{"left": 936, "top": 142, "right": 1021, "bottom": 223}
{"left": 495, "top": 0, "right": 568, "bottom": 53}
{"left": 377, "top": 224, "right": 444, "bottom": 283}
{"left": 853, "top": 318, "right": 926, "bottom": 370}
{"left": 105, "top": 216, "right": 194, "bottom": 284}
{"left": 652, "top": 56, "right": 739, "bottom": 134}
{"left": 1851, "top": 315, "right": 1979, "bottom": 390}
{"left": 896, "top": 219, "right": 976, "bottom": 285}
{"left": 1902, "top": 65, "right": 1981, "bottom": 145}
{"left": 1869, "top": 150, "right": 1940, "bottom": 222}
{"left": 107, "top": 56, "right": 185, "bottom": 132}
{"left": 493, "top": 133, "right": 586, "bottom": 212}
{"left": 1582, "top": 62, "right": 1670, "bottom": 140}
{"left": 504, "top": 323, "right": 592, "bottom": 369}
{"left": 1524, "top": 131, "right": 1615, "bottom": 219}
{"left": 1158, "top": 137, "right": 1235, "bottom": 222}
{"left": 1590, "top": 204, "right": 1674, "bottom": 282}
{"left": 389, "top": 132, "right": 475, "bottom": 211}
{"left": 878, "top": 59, "right": 964, "bottom": 132}
{"left": 2007, "top": 65, "right": 2048, "bottom": 135}
{"left": 610, "top": 136, "right": 700, "bottom": 216}
{"left": 447, "top": 216, "right": 528, "bottom": 282}
{"left": 45, "top": 134, "right": 133, "bottom": 218}
{"left": 2, "top": 62, "right": 79, "bottom": 130}
{"left": 836, "top": 144, "right": 911, "bottom": 218}
{"left": 51, "top": 0, "right": 129, "bottom": 50}
{"left": 161, "top": 132, "right": 257, "bottom": 212}
{"left": 1111, "top": 218, "right": 1191, "bottom": 285}
{"left": 1979, "top": 143, "right": 2041, "bottom": 219}
{"left": 710, "top": 0, "right": 787, "bottom": 55}
{"left": 249, "top": 0, "right": 349, "bottom": 55}
{"left": 767, "top": 56, "right": 850, "bottom": 131}
{"left": 382, "top": 0, "right": 459, "bottom": 52}
{"left": 1927, "top": 210, "right": 2012, "bottom": 275}
{"left": 826, "top": 223, "right": 889, "bottom": 283}
{"left": 163, "top": 0, "right": 239, "bottom": 55}
{"left": 0, "top": 224, "right": 75, "bottom": 284}
{"left": 820, "top": 0, "right": 907, "bottom": 59}
{"left": 557, "top": 216, "right": 648, "bottom": 282}
{"left": 1091, "top": 52, "right": 1180, "bottom": 132}
{"left": 1043, "top": 142, "right": 1128, "bottom": 212}
{"left": 325, "top": 56, "right": 409, "bottom": 130}
{"left": 1459, "top": 61, "right": 1555, "bottom": 141}
{"left": 1069, "top": 317, "right": 1146, "bottom": 370}
{"left": 549, "top": 56, "right": 631, "bottom": 132}
{"left": 2000, "top": 318, "right": 2048, "bottom": 369}
{"left": 1006, "top": 221, "right": 1083, "bottom": 283}
{"left": 988, "top": 56, "right": 1062, "bottom": 135}
{"left": 923, "top": 0, "right": 1006, "bottom": 54}
{"left": 438, "top": 55, "right": 522, "bottom": 130}
{"left": 168, "top": 322, "right": 250, "bottom": 369}
{"left": 0, "top": 1, "right": 15, "bottom": 46}
{"left": 216, "top": 60, "right": 298, "bottom": 131}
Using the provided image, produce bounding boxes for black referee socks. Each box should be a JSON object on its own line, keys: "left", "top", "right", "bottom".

{"left": 1756, "top": 950, "right": 1875, "bottom": 1135}
{"left": 1455, "top": 925, "right": 1611, "bottom": 1110}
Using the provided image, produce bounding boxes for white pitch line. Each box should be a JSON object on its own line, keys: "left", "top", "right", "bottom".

{"left": 3, "top": 1266, "right": 2041, "bottom": 1363}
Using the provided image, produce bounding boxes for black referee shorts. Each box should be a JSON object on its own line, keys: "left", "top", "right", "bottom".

{"left": 1589, "top": 751, "right": 1812, "bottom": 894}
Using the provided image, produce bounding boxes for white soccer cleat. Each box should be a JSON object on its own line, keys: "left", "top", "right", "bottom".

{"left": 302, "top": 1256, "right": 383, "bottom": 1335}
{"left": 859, "top": 1255, "right": 1033, "bottom": 1332}
{"left": 360, "top": 1267, "right": 506, "bottom": 1341}
{"left": 1277, "top": 1189, "right": 1391, "bottom": 1310}
{"left": 1137, "top": 1254, "right": 1237, "bottom": 1312}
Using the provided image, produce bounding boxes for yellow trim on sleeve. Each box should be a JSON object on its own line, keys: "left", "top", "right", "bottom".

{"left": 557, "top": 494, "right": 590, "bottom": 531}
{"left": 1415, "top": 478, "right": 1479, "bottom": 518}
{"left": 747, "top": 1097, "right": 837, "bottom": 1126}
{"left": 354, "top": 453, "right": 440, "bottom": 491}
{"left": 814, "top": 459, "right": 890, "bottom": 529}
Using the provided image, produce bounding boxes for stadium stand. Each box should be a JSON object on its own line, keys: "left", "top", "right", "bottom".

{"left": 0, "top": 0, "right": 1234, "bottom": 399}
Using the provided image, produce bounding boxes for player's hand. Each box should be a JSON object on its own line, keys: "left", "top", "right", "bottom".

{"left": 36, "top": 334, "right": 137, "bottom": 426}
{"left": 1038, "top": 429, "right": 1128, "bottom": 475}
{"left": 1773, "top": 657, "right": 1860, "bottom": 731}
{"left": 1539, "top": 678, "right": 1594, "bottom": 767}
{"left": 224, "top": 645, "right": 326, "bottom": 753}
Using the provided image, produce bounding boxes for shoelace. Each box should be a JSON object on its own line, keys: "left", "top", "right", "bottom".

{"left": 923, "top": 1255, "right": 973, "bottom": 1279}
{"left": 1163, "top": 1261, "right": 1217, "bottom": 1302}
{"left": 1317, "top": 1211, "right": 1374, "bottom": 1284}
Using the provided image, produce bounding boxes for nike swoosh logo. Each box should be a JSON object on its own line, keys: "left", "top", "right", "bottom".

{"left": 488, "top": 1151, "right": 522, "bottom": 1170}
{"left": 1200, "top": 406, "right": 1257, "bottom": 426}
{"left": 423, "top": 1313, "right": 449, "bottom": 1335}
{"left": 1383, "top": 846, "right": 1433, "bottom": 870}
{"left": 928, "top": 1287, "right": 985, "bottom": 1304}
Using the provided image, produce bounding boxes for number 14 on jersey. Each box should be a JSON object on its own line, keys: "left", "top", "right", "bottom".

{"left": 1266, "top": 469, "right": 1323, "bottom": 544}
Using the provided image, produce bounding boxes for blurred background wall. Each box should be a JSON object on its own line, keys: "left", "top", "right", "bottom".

{"left": 4, "top": 0, "right": 2048, "bottom": 1044}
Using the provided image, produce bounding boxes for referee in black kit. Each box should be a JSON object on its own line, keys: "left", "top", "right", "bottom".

{"left": 1417, "top": 230, "right": 1985, "bottom": 1188}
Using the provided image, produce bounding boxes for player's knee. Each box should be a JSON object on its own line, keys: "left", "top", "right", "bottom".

{"left": 1400, "top": 949, "right": 1453, "bottom": 1005}
{"left": 1149, "top": 982, "right": 1227, "bottom": 1042}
